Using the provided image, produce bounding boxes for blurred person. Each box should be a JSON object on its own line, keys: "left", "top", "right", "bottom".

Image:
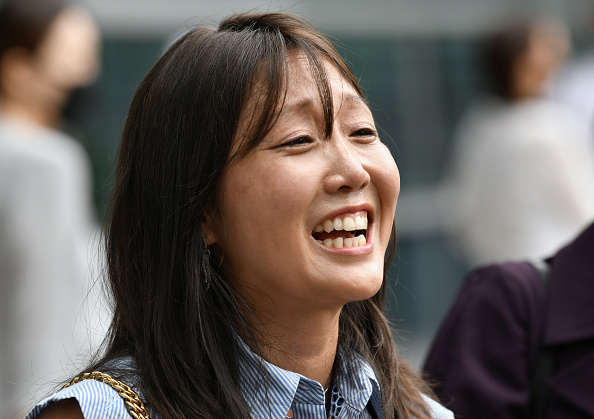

{"left": 423, "top": 219, "right": 594, "bottom": 418}
{"left": 0, "top": 0, "right": 106, "bottom": 417}
{"left": 440, "top": 16, "right": 594, "bottom": 267}
{"left": 25, "top": 12, "right": 452, "bottom": 419}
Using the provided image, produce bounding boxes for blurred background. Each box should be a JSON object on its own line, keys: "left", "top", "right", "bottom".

{"left": 67, "top": 0, "right": 594, "bottom": 368}
{"left": 5, "top": 0, "right": 594, "bottom": 372}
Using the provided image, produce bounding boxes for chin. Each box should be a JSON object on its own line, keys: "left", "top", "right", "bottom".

{"left": 335, "top": 274, "right": 383, "bottom": 304}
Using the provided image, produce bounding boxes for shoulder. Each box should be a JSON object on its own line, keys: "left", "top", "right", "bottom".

{"left": 421, "top": 394, "right": 454, "bottom": 419}
{"left": 424, "top": 262, "right": 545, "bottom": 367}
{"left": 462, "top": 262, "right": 544, "bottom": 305}
{"left": 0, "top": 120, "right": 88, "bottom": 171}
{"left": 448, "top": 262, "right": 548, "bottom": 331}
{"left": 26, "top": 379, "right": 132, "bottom": 419}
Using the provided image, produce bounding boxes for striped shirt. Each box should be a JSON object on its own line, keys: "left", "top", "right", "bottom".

{"left": 26, "top": 342, "right": 453, "bottom": 419}
{"left": 236, "top": 338, "right": 381, "bottom": 418}
{"left": 26, "top": 378, "right": 130, "bottom": 419}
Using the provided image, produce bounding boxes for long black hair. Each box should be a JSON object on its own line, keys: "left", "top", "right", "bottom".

{"left": 96, "top": 12, "right": 434, "bottom": 419}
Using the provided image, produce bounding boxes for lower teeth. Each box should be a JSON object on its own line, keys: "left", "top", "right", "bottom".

{"left": 319, "top": 235, "right": 366, "bottom": 248}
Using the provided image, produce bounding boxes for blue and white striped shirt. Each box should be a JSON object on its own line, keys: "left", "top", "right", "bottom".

{"left": 26, "top": 378, "right": 130, "bottom": 419}
{"left": 236, "top": 339, "right": 381, "bottom": 418}
{"left": 26, "top": 342, "right": 453, "bottom": 419}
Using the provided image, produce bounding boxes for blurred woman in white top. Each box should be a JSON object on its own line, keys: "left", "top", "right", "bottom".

{"left": 0, "top": 1, "right": 106, "bottom": 417}
{"left": 441, "top": 16, "right": 594, "bottom": 267}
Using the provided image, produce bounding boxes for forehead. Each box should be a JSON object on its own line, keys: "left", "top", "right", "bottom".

{"left": 285, "top": 52, "right": 360, "bottom": 105}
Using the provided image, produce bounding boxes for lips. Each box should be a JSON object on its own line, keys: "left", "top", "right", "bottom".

{"left": 312, "top": 211, "right": 369, "bottom": 248}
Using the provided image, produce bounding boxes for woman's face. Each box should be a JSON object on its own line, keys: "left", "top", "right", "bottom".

{"left": 206, "top": 53, "right": 400, "bottom": 313}
{"left": 35, "top": 7, "right": 100, "bottom": 90}
{"left": 513, "top": 20, "right": 569, "bottom": 99}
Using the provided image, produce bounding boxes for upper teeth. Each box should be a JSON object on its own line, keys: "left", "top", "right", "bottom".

{"left": 314, "top": 215, "right": 368, "bottom": 233}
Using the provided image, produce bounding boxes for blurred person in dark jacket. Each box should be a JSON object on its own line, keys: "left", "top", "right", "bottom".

{"left": 423, "top": 219, "right": 594, "bottom": 418}
{"left": 0, "top": 1, "right": 106, "bottom": 417}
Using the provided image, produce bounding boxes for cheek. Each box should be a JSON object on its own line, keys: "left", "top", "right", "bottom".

{"left": 372, "top": 146, "right": 400, "bottom": 208}
{"left": 217, "top": 160, "right": 314, "bottom": 242}
{"left": 370, "top": 147, "right": 400, "bottom": 242}
{"left": 214, "top": 160, "right": 318, "bottom": 289}
{"left": 38, "top": 34, "right": 99, "bottom": 88}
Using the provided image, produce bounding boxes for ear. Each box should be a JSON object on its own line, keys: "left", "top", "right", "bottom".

{"left": 201, "top": 211, "right": 218, "bottom": 246}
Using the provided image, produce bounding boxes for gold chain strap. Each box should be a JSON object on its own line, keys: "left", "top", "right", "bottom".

{"left": 63, "top": 371, "right": 150, "bottom": 419}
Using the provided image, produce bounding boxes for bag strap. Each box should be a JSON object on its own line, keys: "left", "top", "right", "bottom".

{"left": 527, "top": 259, "right": 554, "bottom": 419}
{"left": 63, "top": 371, "right": 150, "bottom": 419}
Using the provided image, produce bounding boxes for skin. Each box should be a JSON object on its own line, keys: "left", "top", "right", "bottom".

{"left": 512, "top": 20, "right": 569, "bottom": 100}
{"left": 36, "top": 399, "right": 83, "bottom": 419}
{"left": 204, "top": 53, "right": 400, "bottom": 388}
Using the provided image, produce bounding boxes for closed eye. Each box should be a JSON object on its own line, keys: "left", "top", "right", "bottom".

{"left": 277, "top": 135, "right": 313, "bottom": 148}
{"left": 351, "top": 128, "right": 377, "bottom": 140}
{"left": 353, "top": 128, "right": 376, "bottom": 136}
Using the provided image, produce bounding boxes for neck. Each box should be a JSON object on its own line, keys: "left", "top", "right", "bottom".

{"left": 0, "top": 91, "right": 65, "bottom": 129}
{"left": 249, "top": 305, "right": 341, "bottom": 389}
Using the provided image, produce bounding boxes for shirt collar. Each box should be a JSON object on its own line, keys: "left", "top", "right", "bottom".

{"left": 236, "top": 336, "right": 382, "bottom": 418}
{"left": 334, "top": 345, "right": 382, "bottom": 416}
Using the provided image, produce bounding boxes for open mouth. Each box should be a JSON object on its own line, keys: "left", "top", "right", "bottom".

{"left": 311, "top": 211, "right": 369, "bottom": 248}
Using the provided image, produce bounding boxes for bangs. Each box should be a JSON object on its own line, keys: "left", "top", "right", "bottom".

{"left": 229, "top": 35, "right": 362, "bottom": 160}
{"left": 213, "top": 13, "right": 365, "bottom": 162}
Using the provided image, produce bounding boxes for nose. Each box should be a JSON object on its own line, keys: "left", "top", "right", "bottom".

{"left": 323, "top": 137, "right": 370, "bottom": 194}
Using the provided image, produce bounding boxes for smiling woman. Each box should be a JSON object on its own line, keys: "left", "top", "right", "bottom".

{"left": 27, "top": 12, "right": 452, "bottom": 419}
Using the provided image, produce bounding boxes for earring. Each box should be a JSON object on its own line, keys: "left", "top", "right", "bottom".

{"left": 202, "top": 236, "right": 211, "bottom": 291}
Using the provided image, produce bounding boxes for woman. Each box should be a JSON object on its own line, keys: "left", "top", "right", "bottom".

{"left": 28, "top": 12, "right": 452, "bottom": 419}
{"left": 0, "top": 0, "right": 104, "bottom": 416}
